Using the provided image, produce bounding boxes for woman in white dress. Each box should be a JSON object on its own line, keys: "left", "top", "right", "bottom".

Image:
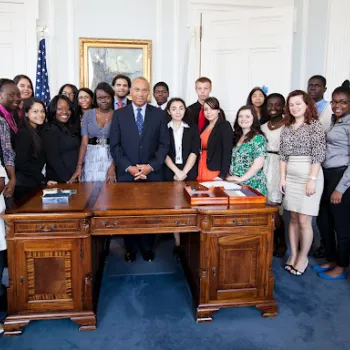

{"left": 261, "top": 93, "right": 287, "bottom": 257}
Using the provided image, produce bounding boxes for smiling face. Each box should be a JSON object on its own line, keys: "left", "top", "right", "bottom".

{"left": 61, "top": 86, "right": 75, "bottom": 102}
{"left": 0, "top": 83, "right": 21, "bottom": 111}
{"left": 203, "top": 103, "right": 219, "bottom": 123}
{"left": 288, "top": 95, "right": 307, "bottom": 119}
{"left": 331, "top": 92, "right": 350, "bottom": 119}
{"left": 55, "top": 98, "right": 71, "bottom": 123}
{"left": 267, "top": 97, "right": 284, "bottom": 119}
{"left": 113, "top": 78, "right": 130, "bottom": 99}
{"left": 17, "top": 78, "right": 33, "bottom": 100}
{"left": 237, "top": 109, "right": 254, "bottom": 131}
{"left": 26, "top": 102, "right": 46, "bottom": 128}
{"left": 251, "top": 90, "right": 265, "bottom": 108}
{"left": 78, "top": 91, "right": 92, "bottom": 110}
{"left": 168, "top": 101, "right": 185, "bottom": 122}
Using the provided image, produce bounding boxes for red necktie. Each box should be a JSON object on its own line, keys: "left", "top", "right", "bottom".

{"left": 198, "top": 106, "right": 205, "bottom": 132}
{"left": 117, "top": 101, "right": 124, "bottom": 109}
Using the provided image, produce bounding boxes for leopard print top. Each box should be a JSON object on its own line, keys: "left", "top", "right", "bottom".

{"left": 279, "top": 119, "right": 326, "bottom": 164}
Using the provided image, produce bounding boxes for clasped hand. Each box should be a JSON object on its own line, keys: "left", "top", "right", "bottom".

{"left": 129, "top": 164, "right": 152, "bottom": 180}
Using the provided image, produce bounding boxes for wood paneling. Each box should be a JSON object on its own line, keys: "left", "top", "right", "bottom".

{"left": 2, "top": 182, "right": 278, "bottom": 335}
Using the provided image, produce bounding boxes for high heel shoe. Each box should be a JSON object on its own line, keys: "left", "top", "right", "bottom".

{"left": 290, "top": 261, "right": 309, "bottom": 276}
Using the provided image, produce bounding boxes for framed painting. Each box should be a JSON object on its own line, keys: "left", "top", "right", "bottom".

{"left": 79, "top": 38, "right": 152, "bottom": 91}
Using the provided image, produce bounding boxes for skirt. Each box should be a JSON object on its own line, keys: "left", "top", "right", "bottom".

{"left": 283, "top": 156, "right": 323, "bottom": 216}
{"left": 81, "top": 144, "right": 113, "bottom": 182}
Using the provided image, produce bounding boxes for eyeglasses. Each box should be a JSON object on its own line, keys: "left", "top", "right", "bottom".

{"left": 330, "top": 100, "right": 350, "bottom": 106}
{"left": 78, "top": 96, "right": 91, "bottom": 101}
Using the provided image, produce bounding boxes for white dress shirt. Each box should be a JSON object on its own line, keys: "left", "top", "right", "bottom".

{"left": 168, "top": 120, "right": 190, "bottom": 164}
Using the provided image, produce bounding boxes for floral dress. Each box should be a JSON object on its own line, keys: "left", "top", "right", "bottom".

{"left": 230, "top": 134, "right": 267, "bottom": 195}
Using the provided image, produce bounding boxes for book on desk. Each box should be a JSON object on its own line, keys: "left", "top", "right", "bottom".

{"left": 41, "top": 188, "right": 77, "bottom": 204}
{"left": 184, "top": 181, "right": 266, "bottom": 205}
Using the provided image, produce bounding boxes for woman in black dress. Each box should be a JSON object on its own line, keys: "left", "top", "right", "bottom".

{"left": 41, "top": 95, "right": 80, "bottom": 183}
{"left": 14, "top": 98, "right": 47, "bottom": 199}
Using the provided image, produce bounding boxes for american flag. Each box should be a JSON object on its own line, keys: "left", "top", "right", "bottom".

{"left": 35, "top": 38, "right": 51, "bottom": 106}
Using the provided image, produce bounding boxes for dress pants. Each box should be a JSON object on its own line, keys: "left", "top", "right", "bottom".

{"left": 318, "top": 166, "right": 350, "bottom": 267}
{"left": 124, "top": 235, "right": 155, "bottom": 254}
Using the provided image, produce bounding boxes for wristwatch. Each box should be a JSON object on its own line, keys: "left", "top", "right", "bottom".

{"left": 308, "top": 176, "right": 317, "bottom": 180}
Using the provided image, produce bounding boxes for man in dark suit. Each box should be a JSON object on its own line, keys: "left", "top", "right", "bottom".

{"left": 111, "top": 74, "right": 132, "bottom": 110}
{"left": 110, "top": 77, "right": 170, "bottom": 261}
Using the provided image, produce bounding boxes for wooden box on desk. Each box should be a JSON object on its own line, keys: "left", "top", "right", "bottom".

{"left": 184, "top": 185, "right": 228, "bottom": 205}
{"left": 225, "top": 185, "right": 266, "bottom": 205}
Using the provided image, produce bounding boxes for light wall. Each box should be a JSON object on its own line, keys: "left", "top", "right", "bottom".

{"left": 18, "top": 0, "right": 350, "bottom": 102}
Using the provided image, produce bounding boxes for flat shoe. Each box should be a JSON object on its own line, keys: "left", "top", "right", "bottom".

{"left": 318, "top": 272, "right": 347, "bottom": 280}
{"left": 312, "top": 265, "right": 334, "bottom": 273}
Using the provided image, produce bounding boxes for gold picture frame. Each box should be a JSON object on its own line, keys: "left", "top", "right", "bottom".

{"left": 79, "top": 38, "right": 152, "bottom": 91}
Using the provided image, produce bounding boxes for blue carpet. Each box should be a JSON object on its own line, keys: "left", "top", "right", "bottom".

{"left": 1, "top": 252, "right": 349, "bottom": 349}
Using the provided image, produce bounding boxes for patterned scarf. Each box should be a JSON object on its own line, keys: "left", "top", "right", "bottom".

{"left": 0, "top": 104, "right": 18, "bottom": 134}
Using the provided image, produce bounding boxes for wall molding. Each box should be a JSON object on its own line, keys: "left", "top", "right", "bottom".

{"left": 325, "top": 0, "right": 350, "bottom": 97}
{"left": 172, "top": 0, "right": 180, "bottom": 95}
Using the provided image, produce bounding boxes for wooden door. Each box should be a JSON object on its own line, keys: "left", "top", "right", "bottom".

{"left": 15, "top": 239, "right": 84, "bottom": 313}
{"left": 201, "top": 7, "right": 294, "bottom": 124}
{"left": 208, "top": 231, "right": 269, "bottom": 302}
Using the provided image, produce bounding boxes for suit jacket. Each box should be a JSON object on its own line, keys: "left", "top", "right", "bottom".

{"left": 110, "top": 104, "right": 170, "bottom": 182}
{"left": 164, "top": 124, "right": 200, "bottom": 181}
{"left": 203, "top": 120, "right": 233, "bottom": 179}
{"left": 41, "top": 122, "right": 80, "bottom": 183}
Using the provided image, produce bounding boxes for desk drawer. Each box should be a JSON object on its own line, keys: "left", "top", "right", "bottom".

{"left": 212, "top": 214, "right": 267, "bottom": 228}
{"left": 94, "top": 215, "right": 197, "bottom": 230}
{"left": 15, "top": 220, "right": 80, "bottom": 233}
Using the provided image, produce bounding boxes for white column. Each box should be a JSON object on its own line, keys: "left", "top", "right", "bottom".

{"left": 324, "top": 0, "right": 350, "bottom": 98}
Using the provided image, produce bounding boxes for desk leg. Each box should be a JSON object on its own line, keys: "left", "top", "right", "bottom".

{"left": 256, "top": 301, "right": 278, "bottom": 318}
{"left": 4, "top": 318, "right": 30, "bottom": 336}
{"left": 71, "top": 313, "right": 97, "bottom": 331}
{"left": 196, "top": 307, "right": 219, "bottom": 323}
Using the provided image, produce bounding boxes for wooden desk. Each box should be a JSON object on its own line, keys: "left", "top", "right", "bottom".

{"left": 2, "top": 182, "right": 278, "bottom": 336}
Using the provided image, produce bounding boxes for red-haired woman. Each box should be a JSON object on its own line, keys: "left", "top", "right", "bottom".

{"left": 279, "top": 90, "right": 326, "bottom": 276}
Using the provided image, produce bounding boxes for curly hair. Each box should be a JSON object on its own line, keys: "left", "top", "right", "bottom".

{"left": 233, "top": 105, "right": 265, "bottom": 144}
{"left": 284, "top": 90, "right": 318, "bottom": 126}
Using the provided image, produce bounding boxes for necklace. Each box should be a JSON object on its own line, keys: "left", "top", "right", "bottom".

{"left": 268, "top": 118, "right": 283, "bottom": 129}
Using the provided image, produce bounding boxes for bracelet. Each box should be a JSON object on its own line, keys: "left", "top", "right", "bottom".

{"left": 308, "top": 176, "right": 317, "bottom": 180}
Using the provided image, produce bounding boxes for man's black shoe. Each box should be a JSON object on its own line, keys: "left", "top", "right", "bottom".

{"left": 142, "top": 251, "right": 154, "bottom": 262}
{"left": 124, "top": 252, "right": 136, "bottom": 262}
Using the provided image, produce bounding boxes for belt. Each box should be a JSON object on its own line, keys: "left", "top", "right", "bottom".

{"left": 88, "top": 137, "right": 110, "bottom": 145}
{"left": 267, "top": 151, "right": 279, "bottom": 154}
{"left": 323, "top": 165, "right": 347, "bottom": 172}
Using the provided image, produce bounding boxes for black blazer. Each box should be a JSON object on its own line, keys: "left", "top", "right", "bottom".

{"left": 110, "top": 104, "right": 170, "bottom": 182}
{"left": 164, "top": 124, "right": 201, "bottom": 181}
{"left": 41, "top": 122, "right": 80, "bottom": 183}
{"left": 202, "top": 120, "right": 233, "bottom": 179}
{"left": 14, "top": 126, "right": 46, "bottom": 188}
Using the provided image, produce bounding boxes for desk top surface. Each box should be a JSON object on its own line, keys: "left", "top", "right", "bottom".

{"left": 3, "top": 182, "right": 277, "bottom": 219}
